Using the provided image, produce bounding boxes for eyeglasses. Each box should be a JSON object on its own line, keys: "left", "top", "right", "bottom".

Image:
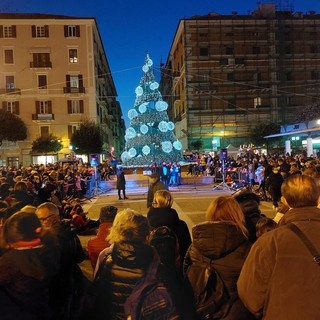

{"left": 39, "top": 214, "right": 55, "bottom": 222}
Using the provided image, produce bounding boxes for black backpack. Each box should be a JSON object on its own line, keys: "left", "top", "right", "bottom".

{"left": 185, "top": 246, "right": 230, "bottom": 319}
{"left": 149, "top": 226, "right": 180, "bottom": 269}
{"left": 124, "top": 251, "right": 180, "bottom": 320}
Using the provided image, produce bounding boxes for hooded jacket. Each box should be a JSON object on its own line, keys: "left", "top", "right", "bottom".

{"left": 184, "top": 221, "right": 252, "bottom": 319}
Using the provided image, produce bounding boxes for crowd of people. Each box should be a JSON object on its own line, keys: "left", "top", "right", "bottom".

{"left": 0, "top": 152, "right": 320, "bottom": 319}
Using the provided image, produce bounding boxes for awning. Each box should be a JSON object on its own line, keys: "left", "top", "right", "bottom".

{"left": 264, "top": 127, "right": 320, "bottom": 138}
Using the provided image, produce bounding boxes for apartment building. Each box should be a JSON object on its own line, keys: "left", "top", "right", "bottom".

{"left": 0, "top": 13, "right": 125, "bottom": 167}
{"left": 161, "top": 4, "right": 320, "bottom": 151}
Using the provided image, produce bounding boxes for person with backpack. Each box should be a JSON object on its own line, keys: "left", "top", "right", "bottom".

{"left": 147, "top": 189, "right": 192, "bottom": 273}
{"left": 183, "top": 196, "right": 254, "bottom": 320}
{"left": 85, "top": 208, "right": 189, "bottom": 320}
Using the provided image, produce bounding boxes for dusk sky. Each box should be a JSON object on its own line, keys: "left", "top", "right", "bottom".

{"left": 4, "top": 0, "right": 320, "bottom": 126}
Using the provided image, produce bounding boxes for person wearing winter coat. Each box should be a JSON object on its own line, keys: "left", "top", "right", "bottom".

{"left": 147, "top": 173, "right": 166, "bottom": 208}
{"left": 147, "top": 190, "right": 191, "bottom": 269}
{"left": 184, "top": 196, "right": 254, "bottom": 320}
{"left": 238, "top": 174, "right": 320, "bottom": 319}
{"left": 116, "top": 167, "right": 128, "bottom": 200}
{"left": 0, "top": 211, "right": 60, "bottom": 320}
{"left": 87, "top": 205, "right": 118, "bottom": 270}
{"left": 266, "top": 167, "right": 283, "bottom": 209}
{"left": 35, "top": 202, "right": 87, "bottom": 320}
{"left": 89, "top": 208, "right": 195, "bottom": 320}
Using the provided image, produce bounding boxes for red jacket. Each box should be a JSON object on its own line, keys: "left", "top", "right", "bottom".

{"left": 87, "top": 222, "right": 112, "bottom": 269}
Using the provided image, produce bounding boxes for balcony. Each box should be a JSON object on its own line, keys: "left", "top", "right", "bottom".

{"left": 0, "top": 88, "right": 21, "bottom": 95}
{"left": 30, "top": 61, "right": 52, "bottom": 68}
{"left": 32, "top": 113, "right": 55, "bottom": 121}
{"left": 63, "top": 87, "right": 86, "bottom": 94}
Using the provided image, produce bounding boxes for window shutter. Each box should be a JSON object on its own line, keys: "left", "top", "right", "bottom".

{"left": 36, "top": 101, "right": 40, "bottom": 114}
{"left": 64, "top": 26, "right": 68, "bottom": 37}
{"left": 79, "top": 74, "right": 83, "bottom": 88}
{"left": 2, "top": 101, "right": 6, "bottom": 110}
{"left": 0, "top": 26, "right": 3, "bottom": 38}
{"left": 48, "top": 101, "right": 52, "bottom": 113}
{"left": 80, "top": 100, "right": 84, "bottom": 113}
{"left": 66, "top": 75, "right": 71, "bottom": 88}
{"left": 12, "top": 26, "right": 16, "bottom": 37}
{"left": 67, "top": 100, "right": 72, "bottom": 114}
{"left": 44, "top": 25, "right": 49, "bottom": 37}
{"left": 68, "top": 125, "right": 73, "bottom": 139}
{"left": 31, "top": 25, "right": 36, "bottom": 37}
{"left": 15, "top": 101, "right": 20, "bottom": 115}
{"left": 76, "top": 25, "right": 80, "bottom": 37}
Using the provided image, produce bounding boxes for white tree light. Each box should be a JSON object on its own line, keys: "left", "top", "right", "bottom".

{"left": 155, "top": 100, "right": 168, "bottom": 111}
{"left": 121, "top": 151, "right": 130, "bottom": 162}
{"left": 128, "top": 109, "right": 138, "bottom": 120}
{"left": 142, "top": 65, "right": 149, "bottom": 72}
{"left": 126, "top": 127, "right": 137, "bottom": 139}
{"left": 158, "top": 121, "right": 168, "bottom": 132}
{"left": 162, "top": 141, "right": 173, "bottom": 153}
{"left": 140, "top": 124, "right": 149, "bottom": 134}
{"left": 138, "top": 103, "right": 147, "bottom": 114}
{"left": 128, "top": 147, "right": 137, "bottom": 157}
{"left": 173, "top": 140, "right": 182, "bottom": 150}
{"left": 142, "top": 145, "right": 151, "bottom": 155}
{"left": 135, "top": 86, "right": 143, "bottom": 96}
{"left": 167, "top": 121, "right": 175, "bottom": 131}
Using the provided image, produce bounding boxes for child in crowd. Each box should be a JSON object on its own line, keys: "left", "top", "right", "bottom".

{"left": 87, "top": 205, "right": 118, "bottom": 270}
{"left": 256, "top": 217, "right": 277, "bottom": 238}
{"left": 71, "top": 203, "right": 100, "bottom": 234}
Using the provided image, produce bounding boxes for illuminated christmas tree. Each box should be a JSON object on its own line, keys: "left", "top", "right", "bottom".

{"left": 121, "top": 53, "right": 183, "bottom": 166}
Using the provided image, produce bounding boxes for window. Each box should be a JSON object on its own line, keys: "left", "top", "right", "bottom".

{"left": 68, "top": 100, "right": 84, "bottom": 114}
{"left": 286, "top": 71, "right": 292, "bottom": 81}
{"left": 68, "top": 125, "right": 79, "bottom": 139}
{"left": 4, "top": 49, "right": 13, "bottom": 64}
{"left": 311, "top": 70, "right": 319, "bottom": 80}
{"left": 227, "top": 73, "right": 235, "bottom": 81}
{"left": 226, "top": 46, "right": 234, "bottom": 54}
{"left": 4, "top": 101, "right": 19, "bottom": 114}
{"left": 64, "top": 25, "right": 80, "bottom": 37}
{"left": 65, "top": 75, "right": 84, "bottom": 93}
{"left": 252, "top": 46, "right": 260, "bottom": 54}
{"left": 40, "top": 126, "right": 49, "bottom": 138}
{"left": 199, "top": 47, "right": 209, "bottom": 57}
{"left": 6, "top": 76, "right": 15, "bottom": 89}
{"left": 39, "top": 101, "right": 49, "bottom": 114}
{"left": 7, "top": 157, "right": 19, "bottom": 168}
{"left": 32, "top": 53, "right": 51, "bottom": 68}
{"left": 1, "top": 25, "right": 16, "bottom": 38}
{"left": 310, "top": 45, "right": 318, "bottom": 54}
{"left": 69, "top": 49, "right": 78, "bottom": 63}
{"left": 32, "top": 25, "right": 49, "bottom": 38}
{"left": 254, "top": 97, "right": 261, "bottom": 108}
{"left": 70, "top": 75, "right": 79, "bottom": 88}
{"left": 38, "top": 75, "right": 47, "bottom": 89}
{"left": 36, "top": 101, "right": 52, "bottom": 117}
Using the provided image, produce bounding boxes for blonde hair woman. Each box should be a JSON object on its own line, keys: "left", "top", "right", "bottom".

{"left": 147, "top": 190, "right": 191, "bottom": 271}
{"left": 205, "top": 196, "right": 248, "bottom": 237}
{"left": 184, "top": 196, "right": 253, "bottom": 320}
{"left": 152, "top": 189, "right": 173, "bottom": 208}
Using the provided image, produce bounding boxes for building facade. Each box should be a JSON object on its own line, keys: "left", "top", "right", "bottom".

{"left": 0, "top": 13, "right": 125, "bottom": 167}
{"left": 161, "top": 4, "right": 320, "bottom": 151}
